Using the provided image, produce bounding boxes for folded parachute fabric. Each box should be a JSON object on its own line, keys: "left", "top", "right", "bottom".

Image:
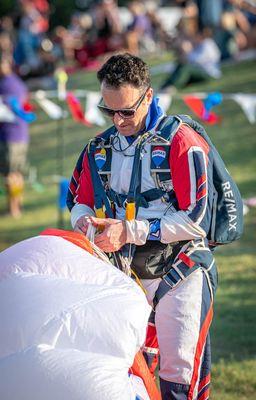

{"left": 0, "top": 233, "right": 155, "bottom": 400}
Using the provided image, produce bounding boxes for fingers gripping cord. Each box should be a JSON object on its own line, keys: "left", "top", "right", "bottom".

{"left": 86, "top": 222, "right": 146, "bottom": 293}
{"left": 86, "top": 222, "right": 96, "bottom": 243}
{"left": 86, "top": 222, "right": 112, "bottom": 265}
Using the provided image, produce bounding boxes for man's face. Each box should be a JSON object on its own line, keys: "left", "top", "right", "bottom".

{"left": 100, "top": 83, "right": 153, "bottom": 136}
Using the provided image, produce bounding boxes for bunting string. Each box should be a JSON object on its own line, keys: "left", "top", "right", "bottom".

{"left": 0, "top": 90, "right": 255, "bottom": 125}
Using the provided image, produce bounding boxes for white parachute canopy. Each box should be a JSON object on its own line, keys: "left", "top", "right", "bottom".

{"left": 0, "top": 235, "right": 151, "bottom": 400}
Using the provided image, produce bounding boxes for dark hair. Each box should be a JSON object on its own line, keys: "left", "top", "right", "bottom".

{"left": 97, "top": 53, "right": 151, "bottom": 90}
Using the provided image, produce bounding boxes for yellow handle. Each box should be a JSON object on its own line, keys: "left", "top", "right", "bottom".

{"left": 125, "top": 202, "right": 135, "bottom": 221}
{"left": 95, "top": 208, "right": 105, "bottom": 218}
{"left": 95, "top": 208, "right": 106, "bottom": 232}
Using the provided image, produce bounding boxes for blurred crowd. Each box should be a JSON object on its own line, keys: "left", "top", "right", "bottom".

{"left": 0, "top": 0, "right": 255, "bottom": 82}
{"left": 0, "top": 0, "right": 255, "bottom": 218}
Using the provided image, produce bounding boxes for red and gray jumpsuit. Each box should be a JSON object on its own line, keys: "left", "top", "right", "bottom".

{"left": 67, "top": 112, "right": 218, "bottom": 400}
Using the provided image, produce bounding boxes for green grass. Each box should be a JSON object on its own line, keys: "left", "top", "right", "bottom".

{"left": 0, "top": 57, "right": 256, "bottom": 398}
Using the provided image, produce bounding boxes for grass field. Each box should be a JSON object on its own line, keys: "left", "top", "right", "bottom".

{"left": 0, "top": 57, "right": 256, "bottom": 399}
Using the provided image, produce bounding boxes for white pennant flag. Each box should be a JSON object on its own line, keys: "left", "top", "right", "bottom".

{"left": 35, "top": 90, "right": 64, "bottom": 120}
{"left": 85, "top": 92, "right": 106, "bottom": 127}
{"left": 157, "top": 93, "right": 172, "bottom": 113}
{"left": 0, "top": 98, "right": 16, "bottom": 122}
{"left": 232, "top": 94, "right": 256, "bottom": 124}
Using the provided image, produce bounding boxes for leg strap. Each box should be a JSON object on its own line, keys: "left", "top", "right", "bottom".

{"left": 153, "top": 262, "right": 199, "bottom": 310}
{"left": 153, "top": 248, "right": 214, "bottom": 309}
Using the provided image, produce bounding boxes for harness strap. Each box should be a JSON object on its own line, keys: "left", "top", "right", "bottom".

{"left": 87, "top": 141, "right": 114, "bottom": 218}
{"left": 156, "top": 114, "right": 182, "bottom": 140}
{"left": 125, "top": 116, "right": 173, "bottom": 208}
{"left": 153, "top": 245, "right": 214, "bottom": 309}
{"left": 153, "top": 261, "right": 200, "bottom": 310}
{"left": 126, "top": 132, "right": 151, "bottom": 218}
{"left": 107, "top": 187, "right": 166, "bottom": 209}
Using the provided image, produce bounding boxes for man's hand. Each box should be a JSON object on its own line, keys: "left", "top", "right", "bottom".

{"left": 89, "top": 217, "right": 127, "bottom": 252}
{"left": 74, "top": 216, "right": 90, "bottom": 234}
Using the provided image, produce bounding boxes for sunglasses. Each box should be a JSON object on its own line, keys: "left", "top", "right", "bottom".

{"left": 97, "top": 87, "right": 150, "bottom": 119}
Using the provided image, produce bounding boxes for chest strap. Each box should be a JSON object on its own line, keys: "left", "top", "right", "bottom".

{"left": 107, "top": 187, "right": 178, "bottom": 210}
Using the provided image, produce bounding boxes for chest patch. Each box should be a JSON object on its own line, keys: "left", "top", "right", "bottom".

{"left": 94, "top": 145, "right": 112, "bottom": 174}
{"left": 94, "top": 148, "right": 106, "bottom": 170}
{"left": 151, "top": 146, "right": 166, "bottom": 167}
{"left": 151, "top": 144, "right": 170, "bottom": 171}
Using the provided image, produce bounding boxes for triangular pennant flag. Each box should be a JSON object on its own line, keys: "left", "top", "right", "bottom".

{"left": 183, "top": 95, "right": 220, "bottom": 125}
{"left": 85, "top": 91, "right": 106, "bottom": 127}
{"left": 8, "top": 96, "right": 36, "bottom": 123}
{"left": 66, "top": 92, "right": 92, "bottom": 126}
{"left": 203, "top": 92, "right": 222, "bottom": 119}
{"left": 0, "top": 99, "right": 16, "bottom": 122}
{"left": 157, "top": 93, "right": 172, "bottom": 113}
{"left": 232, "top": 94, "right": 256, "bottom": 124}
{"left": 243, "top": 197, "right": 256, "bottom": 207}
{"left": 35, "top": 90, "right": 64, "bottom": 120}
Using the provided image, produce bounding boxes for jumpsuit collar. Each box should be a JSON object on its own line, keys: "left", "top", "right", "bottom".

{"left": 125, "top": 96, "right": 164, "bottom": 144}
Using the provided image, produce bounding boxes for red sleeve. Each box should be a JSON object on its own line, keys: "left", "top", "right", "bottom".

{"left": 169, "top": 125, "right": 210, "bottom": 211}
{"left": 75, "top": 152, "right": 95, "bottom": 210}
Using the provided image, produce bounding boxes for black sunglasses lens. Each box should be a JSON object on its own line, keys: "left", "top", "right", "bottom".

{"left": 99, "top": 107, "right": 115, "bottom": 117}
{"left": 119, "top": 110, "right": 135, "bottom": 118}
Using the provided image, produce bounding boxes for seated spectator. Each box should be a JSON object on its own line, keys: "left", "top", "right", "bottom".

{"left": 0, "top": 31, "right": 13, "bottom": 64}
{"left": 0, "top": 16, "right": 16, "bottom": 44}
{"left": 14, "top": 0, "right": 50, "bottom": 77}
{"left": 229, "top": 0, "right": 256, "bottom": 51}
{"left": 144, "top": 1, "right": 172, "bottom": 52}
{"left": 0, "top": 51, "right": 30, "bottom": 218}
{"left": 89, "top": 0, "right": 123, "bottom": 57}
{"left": 71, "top": 1, "right": 123, "bottom": 68}
{"left": 125, "top": 1, "right": 155, "bottom": 55}
{"left": 160, "top": 27, "right": 222, "bottom": 91}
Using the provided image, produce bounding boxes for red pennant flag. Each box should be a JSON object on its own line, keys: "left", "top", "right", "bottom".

{"left": 183, "top": 95, "right": 220, "bottom": 125}
{"left": 66, "top": 92, "right": 92, "bottom": 126}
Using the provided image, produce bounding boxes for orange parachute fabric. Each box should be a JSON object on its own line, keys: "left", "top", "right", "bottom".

{"left": 40, "top": 228, "right": 94, "bottom": 254}
{"left": 130, "top": 351, "right": 161, "bottom": 400}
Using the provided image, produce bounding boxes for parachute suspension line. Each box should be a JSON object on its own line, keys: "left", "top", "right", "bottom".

{"left": 131, "top": 269, "right": 147, "bottom": 294}
{"left": 86, "top": 222, "right": 112, "bottom": 264}
{"left": 91, "top": 243, "right": 112, "bottom": 265}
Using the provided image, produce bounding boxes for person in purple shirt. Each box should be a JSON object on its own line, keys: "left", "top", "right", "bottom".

{"left": 0, "top": 52, "right": 29, "bottom": 218}
{"left": 126, "top": 1, "right": 155, "bottom": 54}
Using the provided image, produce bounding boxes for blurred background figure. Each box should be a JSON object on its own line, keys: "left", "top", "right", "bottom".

{"left": 227, "top": 0, "right": 256, "bottom": 55}
{"left": 90, "top": 0, "right": 122, "bottom": 54}
{"left": 125, "top": 1, "right": 155, "bottom": 55}
{"left": 14, "top": 0, "right": 50, "bottom": 78}
{"left": 0, "top": 0, "right": 254, "bottom": 84}
{"left": 0, "top": 48, "right": 30, "bottom": 218}
{"left": 160, "top": 26, "right": 221, "bottom": 91}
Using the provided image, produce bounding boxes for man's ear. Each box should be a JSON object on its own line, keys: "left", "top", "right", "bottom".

{"left": 146, "top": 87, "right": 154, "bottom": 105}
